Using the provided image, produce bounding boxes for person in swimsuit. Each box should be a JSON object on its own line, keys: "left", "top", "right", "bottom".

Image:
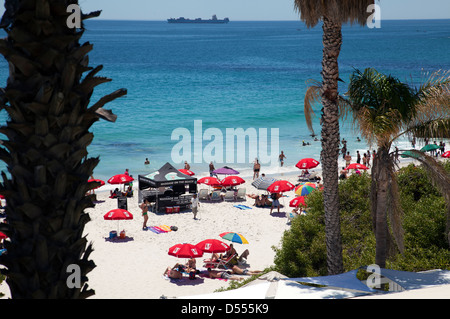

{"left": 253, "top": 159, "right": 260, "bottom": 179}
{"left": 139, "top": 199, "right": 150, "bottom": 230}
{"left": 207, "top": 268, "right": 243, "bottom": 281}
{"left": 279, "top": 151, "right": 286, "bottom": 167}
{"left": 163, "top": 264, "right": 183, "bottom": 280}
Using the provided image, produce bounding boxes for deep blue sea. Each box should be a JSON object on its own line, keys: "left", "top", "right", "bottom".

{"left": 0, "top": 19, "right": 449, "bottom": 182}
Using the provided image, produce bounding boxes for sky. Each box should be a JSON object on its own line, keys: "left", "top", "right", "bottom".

{"left": 0, "top": 0, "right": 449, "bottom": 21}
{"left": 75, "top": 0, "right": 450, "bottom": 21}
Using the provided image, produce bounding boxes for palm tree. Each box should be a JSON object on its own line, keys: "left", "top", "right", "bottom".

{"left": 294, "top": 0, "right": 375, "bottom": 275}
{"left": 342, "top": 68, "right": 450, "bottom": 267}
{"left": 0, "top": 0, "right": 126, "bottom": 298}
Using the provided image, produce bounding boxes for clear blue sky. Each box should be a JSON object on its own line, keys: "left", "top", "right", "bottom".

{"left": 75, "top": 0, "right": 450, "bottom": 21}
{"left": 0, "top": 0, "right": 449, "bottom": 21}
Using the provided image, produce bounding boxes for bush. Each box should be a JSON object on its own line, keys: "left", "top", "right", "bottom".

{"left": 273, "top": 165, "right": 450, "bottom": 277}
{"left": 274, "top": 173, "right": 375, "bottom": 277}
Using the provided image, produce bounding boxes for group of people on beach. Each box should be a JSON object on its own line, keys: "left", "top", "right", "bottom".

{"left": 164, "top": 244, "right": 260, "bottom": 281}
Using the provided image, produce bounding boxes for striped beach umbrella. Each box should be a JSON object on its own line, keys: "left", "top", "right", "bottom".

{"left": 251, "top": 176, "right": 278, "bottom": 191}
{"left": 219, "top": 232, "right": 249, "bottom": 244}
{"left": 294, "top": 183, "right": 316, "bottom": 196}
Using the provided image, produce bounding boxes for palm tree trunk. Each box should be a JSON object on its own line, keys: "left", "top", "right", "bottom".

{"left": 372, "top": 147, "right": 390, "bottom": 268}
{"left": 0, "top": 1, "right": 126, "bottom": 298}
{"left": 320, "top": 17, "right": 344, "bottom": 275}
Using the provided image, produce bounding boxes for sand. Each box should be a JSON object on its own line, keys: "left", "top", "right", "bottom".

{"left": 0, "top": 155, "right": 445, "bottom": 299}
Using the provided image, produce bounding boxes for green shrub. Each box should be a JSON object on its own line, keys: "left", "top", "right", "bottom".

{"left": 273, "top": 165, "right": 450, "bottom": 277}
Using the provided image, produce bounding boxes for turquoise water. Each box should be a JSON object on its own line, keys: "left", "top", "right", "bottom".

{"left": 0, "top": 19, "right": 449, "bottom": 181}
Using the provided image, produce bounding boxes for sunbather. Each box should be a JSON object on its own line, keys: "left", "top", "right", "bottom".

{"left": 186, "top": 258, "right": 197, "bottom": 273}
{"left": 109, "top": 188, "right": 121, "bottom": 198}
{"left": 247, "top": 194, "right": 263, "bottom": 207}
{"left": 206, "top": 268, "right": 243, "bottom": 281}
{"left": 230, "top": 265, "right": 262, "bottom": 276}
{"left": 163, "top": 264, "right": 183, "bottom": 280}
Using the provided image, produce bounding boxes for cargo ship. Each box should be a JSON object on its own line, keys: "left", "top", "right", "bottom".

{"left": 167, "top": 15, "right": 230, "bottom": 24}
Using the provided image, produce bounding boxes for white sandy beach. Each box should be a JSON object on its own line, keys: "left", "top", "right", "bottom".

{"left": 79, "top": 174, "right": 300, "bottom": 299}
{"left": 0, "top": 155, "right": 445, "bottom": 299}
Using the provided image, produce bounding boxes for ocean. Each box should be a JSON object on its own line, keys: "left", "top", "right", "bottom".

{"left": 0, "top": 19, "right": 449, "bottom": 182}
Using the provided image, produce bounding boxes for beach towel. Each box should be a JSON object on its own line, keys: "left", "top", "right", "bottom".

{"left": 233, "top": 205, "right": 252, "bottom": 210}
{"left": 149, "top": 225, "right": 172, "bottom": 234}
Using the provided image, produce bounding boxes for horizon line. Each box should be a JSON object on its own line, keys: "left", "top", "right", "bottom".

{"left": 88, "top": 18, "right": 450, "bottom": 22}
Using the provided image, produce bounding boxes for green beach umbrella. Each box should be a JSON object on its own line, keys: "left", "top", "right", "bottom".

{"left": 420, "top": 144, "right": 440, "bottom": 152}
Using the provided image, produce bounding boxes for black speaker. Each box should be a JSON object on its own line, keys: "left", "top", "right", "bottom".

{"left": 118, "top": 196, "right": 127, "bottom": 210}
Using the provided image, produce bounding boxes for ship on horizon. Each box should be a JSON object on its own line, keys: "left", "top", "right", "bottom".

{"left": 167, "top": 15, "right": 230, "bottom": 24}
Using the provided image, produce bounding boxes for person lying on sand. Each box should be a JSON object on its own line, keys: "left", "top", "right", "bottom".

{"left": 229, "top": 265, "right": 262, "bottom": 276}
{"left": 207, "top": 268, "right": 243, "bottom": 281}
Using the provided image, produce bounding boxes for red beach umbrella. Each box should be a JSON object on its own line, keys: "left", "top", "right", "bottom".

{"left": 179, "top": 169, "right": 195, "bottom": 176}
{"left": 289, "top": 196, "right": 307, "bottom": 208}
{"left": 197, "top": 176, "right": 222, "bottom": 186}
{"left": 296, "top": 158, "right": 320, "bottom": 170}
{"left": 104, "top": 209, "right": 133, "bottom": 220}
{"left": 108, "top": 174, "right": 134, "bottom": 185}
{"left": 104, "top": 208, "right": 133, "bottom": 231}
{"left": 196, "top": 239, "right": 230, "bottom": 253}
{"left": 442, "top": 151, "right": 450, "bottom": 158}
{"left": 345, "top": 163, "right": 369, "bottom": 170}
{"left": 267, "top": 180, "right": 295, "bottom": 193}
{"left": 221, "top": 175, "right": 245, "bottom": 187}
{"left": 168, "top": 243, "right": 203, "bottom": 258}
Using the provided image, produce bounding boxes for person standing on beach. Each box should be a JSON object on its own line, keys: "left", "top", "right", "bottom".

{"left": 356, "top": 151, "right": 361, "bottom": 164}
{"left": 191, "top": 193, "right": 200, "bottom": 219}
{"left": 209, "top": 162, "right": 216, "bottom": 177}
{"left": 269, "top": 192, "right": 281, "bottom": 215}
{"left": 140, "top": 199, "right": 150, "bottom": 230}
{"left": 344, "top": 152, "right": 352, "bottom": 167}
{"left": 279, "top": 151, "right": 286, "bottom": 167}
{"left": 184, "top": 161, "right": 190, "bottom": 170}
{"left": 253, "top": 159, "right": 261, "bottom": 179}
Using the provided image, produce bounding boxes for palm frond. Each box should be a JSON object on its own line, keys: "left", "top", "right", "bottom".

{"left": 294, "top": 0, "right": 375, "bottom": 27}
{"left": 303, "top": 79, "right": 321, "bottom": 134}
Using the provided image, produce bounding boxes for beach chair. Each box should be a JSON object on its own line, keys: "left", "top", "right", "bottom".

{"left": 210, "top": 190, "right": 222, "bottom": 202}
{"left": 198, "top": 189, "right": 209, "bottom": 201}
{"left": 298, "top": 171, "right": 319, "bottom": 182}
{"left": 287, "top": 212, "right": 298, "bottom": 224}
{"left": 223, "top": 190, "right": 235, "bottom": 201}
{"left": 236, "top": 188, "right": 246, "bottom": 200}
{"left": 203, "top": 253, "right": 238, "bottom": 269}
